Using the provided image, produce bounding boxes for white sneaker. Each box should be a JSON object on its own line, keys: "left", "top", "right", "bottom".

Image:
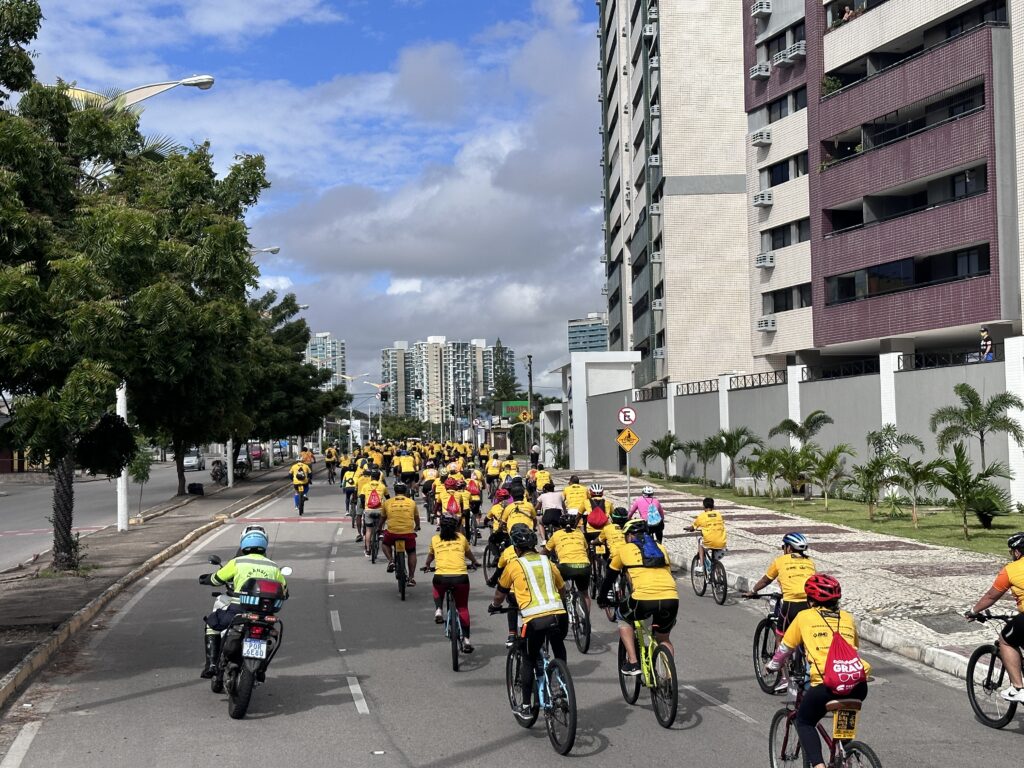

{"left": 1000, "top": 686, "right": 1024, "bottom": 702}
{"left": 434, "top": 608, "right": 443, "bottom": 624}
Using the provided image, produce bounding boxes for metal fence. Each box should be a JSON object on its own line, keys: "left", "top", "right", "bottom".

{"left": 801, "top": 359, "right": 880, "bottom": 382}
{"left": 729, "top": 370, "right": 787, "bottom": 391}
{"left": 676, "top": 378, "right": 719, "bottom": 396}
{"left": 898, "top": 343, "right": 1004, "bottom": 371}
{"left": 634, "top": 386, "right": 666, "bottom": 402}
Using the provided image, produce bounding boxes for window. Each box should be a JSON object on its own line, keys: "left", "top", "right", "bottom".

{"left": 762, "top": 285, "right": 807, "bottom": 314}
{"left": 792, "top": 86, "right": 807, "bottom": 112}
{"left": 952, "top": 169, "right": 984, "bottom": 199}
{"left": 771, "top": 224, "right": 792, "bottom": 249}
{"left": 798, "top": 218, "right": 811, "bottom": 242}
{"left": 793, "top": 152, "right": 809, "bottom": 178}
{"left": 798, "top": 283, "right": 813, "bottom": 308}
{"left": 768, "top": 159, "right": 790, "bottom": 187}
{"left": 767, "top": 95, "right": 789, "bottom": 123}
{"left": 792, "top": 21, "right": 806, "bottom": 43}
{"left": 766, "top": 33, "right": 787, "bottom": 58}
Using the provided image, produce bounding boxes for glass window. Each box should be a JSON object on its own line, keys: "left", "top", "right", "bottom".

{"left": 797, "top": 283, "right": 813, "bottom": 308}
{"left": 768, "top": 96, "right": 789, "bottom": 123}
{"left": 952, "top": 168, "right": 984, "bottom": 199}
{"left": 792, "top": 21, "right": 806, "bottom": 42}
{"left": 793, "top": 152, "right": 809, "bottom": 178}
{"left": 769, "top": 160, "right": 790, "bottom": 187}
{"left": 771, "top": 225, "right": 792, "bottom": 250}
{"left": 825, "top": 247, "right": 989, "bottom": 305}
{"left": 792, "top": 86, "right": 808, "bottom": 112}
{"left": 798, "top": 218, "right": 811, "bottom": 242}
{"left": 767, "top": 33, "right": 787, "bottom": 58}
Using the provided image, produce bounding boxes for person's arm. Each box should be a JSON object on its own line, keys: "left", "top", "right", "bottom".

{"left": 743, "top": 574, "right": 772, "bottom": 598}
{"left": 970, "top": 572, "right": 1009, "bottom": 616}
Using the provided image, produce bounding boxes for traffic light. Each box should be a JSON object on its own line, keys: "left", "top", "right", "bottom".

{"left": 462, "top": 405, "right": 470, "bottom": 416}
{"left": 414, "top": 388, "right": 423, "bottom": 400}
{"left": 449, "top": 405, "right": 455, "bottom": 416}
{"left": 380, "top": 391, "right": 389, "bottom": 402}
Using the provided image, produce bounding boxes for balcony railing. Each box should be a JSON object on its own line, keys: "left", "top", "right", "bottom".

{"left": 634, "top": 385, "right": 666, "bottom": 402}
{"left": 824, "top": 0, "right": 893, "bottom": 34}
{"left": 802, "top": 359, "right": 880, "bottom": 382}
{"left": 824, "top": 189, "right": 987, "bottom": 239}
{"left": 730, "top": 370, "right": 788, "bottom": 390}
{"left": 676, "top": 378, "right": 719, "bottom": 396}
{"left": 897, "top": 343, "right": 1004, "bottom": 371}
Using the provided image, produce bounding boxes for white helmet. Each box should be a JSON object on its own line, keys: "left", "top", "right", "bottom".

{"left": 641, "top": 485, "right": 655, "bottom": 497}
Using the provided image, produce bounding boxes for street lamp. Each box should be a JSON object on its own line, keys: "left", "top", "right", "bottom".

{"left": 340, "top": 373, "right": 370, "bottom": 452}
{"left": 250, "top": 246, "right": 281, "bottom": 255}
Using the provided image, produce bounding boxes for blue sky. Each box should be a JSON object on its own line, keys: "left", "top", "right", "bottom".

{"left": 34, "top": 0, "right": 602, "bottom": 391}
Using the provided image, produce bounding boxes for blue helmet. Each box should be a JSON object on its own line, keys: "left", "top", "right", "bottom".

{"left": 240, "top": 530, "right": 269, "bottom": 553}
{"left": 782, "top": 532, "right": 808, "bottom": 552}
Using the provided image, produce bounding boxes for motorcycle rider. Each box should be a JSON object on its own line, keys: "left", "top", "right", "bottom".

{"left": 197, "top": 529, "right": 288, "bottom": 680}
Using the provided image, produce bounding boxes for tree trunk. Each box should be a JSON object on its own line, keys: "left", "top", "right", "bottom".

{"left": 911, "top": 499, "right": 919, "bottom": 528}
{"left": 174, "top": 436, "right": 186, "bottom": 495}
{"left": 138, "top": 482, "right": 145, "bottom": 518}
{"left": 962, "top": 509, "right": 971, "bottom": 539}
{"left": 868, "top": 500, "right": 875, "bottom": 522}
{"left": 51, "top": 454, "right": 78, "bottom": 571}
{"left": 824, "top": 488, "right": 830, "bottom": 511}
{"left": 979, "top": 433, "right": 986, "bottom": 468}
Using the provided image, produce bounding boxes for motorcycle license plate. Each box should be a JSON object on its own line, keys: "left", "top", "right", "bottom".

{"left": 242, "top": 638, "right": 267, "bottom": 659}
{"left": 832, "top": 709, "right": 858, "bottom": 740}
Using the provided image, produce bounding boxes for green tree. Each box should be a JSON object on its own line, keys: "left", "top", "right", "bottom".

{"left": 713, "top": 426, "right": 764, "bottom": 486}
{"left": 929, "top": 382, "right": 1024, "bottom": 466}
{"left": 683, "top": 437, "right": 720, "bottom": 487}
{"left": 0, "top": 0, "right": 41, "bottom": 104}
{"left": 866, "top": 423, "right": 924, "bottom": 457}
{"left": 768, "top": 409, "right": 833, "bottom": 446}
{"left": 547, "top": 429, "right": 569, "bottom": 469}
{"left": 640, "top": 431, "right": 686, "bottom": 477}
{"left": 490, "top": 338, "right": 520, "bottom": 402}
{"left": 777, "top": 445, "right": 816, "bottom": 506}
{"left": 809, "top": 443, "right": 855, "bottom": 510}
{"left": 380, "top": 414, "right": 429, "bottom": 441}
{"left": 933, "top": 442, "right": 1012, "bottom": 538}
{"left": 841, "top": 454, "right": 896, "bottom": 521}
{"left": 755, "top": 447, "right": 786, "bottom": 499}
{"left": 127, "top": 436, "right": 154, "bottom": 518}
{"left": 895, "top": 456, "right": 942, "bottom": 529}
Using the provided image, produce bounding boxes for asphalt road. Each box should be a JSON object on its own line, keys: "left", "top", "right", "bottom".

{"left": 0, "top": 463, "right": 198, "bottom": 571}
{"left": 1, "top": 484, "right": 1021, "bottom": 767}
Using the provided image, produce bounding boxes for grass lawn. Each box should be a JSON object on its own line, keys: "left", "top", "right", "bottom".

{"left": 648, "top": 478, "right": 1021, "bottom": 558}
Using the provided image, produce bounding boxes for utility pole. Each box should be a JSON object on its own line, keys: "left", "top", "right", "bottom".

{"left": 527, "top": 354, "right": 535, "bottom": 452}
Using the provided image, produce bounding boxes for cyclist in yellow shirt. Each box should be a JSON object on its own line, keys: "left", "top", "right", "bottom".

{"left": 744, "top": 532, "right": 816, "bottom": 629}
{"left": 381, "top": 483, "right": 421, "bottom": 584}
{"left": 686, "top": 496, "right": 728, "bottom": 575}
{"left": 968, "top": 532, "right": 1024, "bottom": 701}
{"left": 289, "top": 459, "right": 311, "bottom": 515}
{"left": 323, "top": 444, "right": 339, "bottom": 484}
{"left": 360, "top": 471, "right": 389, "bottom": 558}
{"left": 500, "top": 485, "right": 538, "bottom": 532}
{"left": 562, "top": 475, "right": 589, "bottom": 515}
{"left": 424, "top": 514, "right": 480, "bottom": 653}
{"left": 545, "top": 514, "right": 592, "bottom": 615}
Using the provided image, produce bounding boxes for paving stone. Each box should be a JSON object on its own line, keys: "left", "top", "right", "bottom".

{"left": 879, "top": 563, "right": 1000, "bottom": 578}
{"left": 737, "top": 524, "right": 851, "bottom": 535}
{"left": 812, "top": 540, "right": 933, "bottom": 552}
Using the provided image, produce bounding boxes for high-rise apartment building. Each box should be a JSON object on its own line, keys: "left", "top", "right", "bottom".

{"left": 568, "top": 312, "right": 610, "bottom": 352}
{"left": 380, "top": 341, "right": 409, "bottom": 416}
{"left": 305, "top": 332, "right": 346, "bottom": 391}
{"left": 597, "top": 0, "right": 755, "bottom": 388}
{"left": 481, "top": 342, "right": 515, "bottom": 398}
{"left": 742, "top": 0, "right": 1022, "bottom": 368}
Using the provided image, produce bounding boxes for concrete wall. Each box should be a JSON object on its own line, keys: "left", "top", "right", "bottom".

{"left": 632, "top": 398, "right": 670, "bottom": 473}
{"left": 729, "top": 383, "right": 791, "bottom": 448}
{"left": 588, "top": 389, "right": 630, "bottom": 472}
{"left": 674, "top": 391, "right": 722, "bottom": 479}
{"left": 800, "top": 374, "right": 882, "bottom": 455}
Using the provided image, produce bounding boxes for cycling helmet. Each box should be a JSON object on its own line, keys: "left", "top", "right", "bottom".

{"left": 782, "top": 532, "right": 809, "bottom": 552}
{"left": 641, "top": 486, "right": 655, "bottom": 497}
{"left": 370, "top": 469, "right": 381, "bottom": 480}
{"left": 623, "top": 518, "right": 648, "bottom": 537}
{"left": 509, "top": 523, "right": 538, "bottom": 550}
{"left": 439, "top": 514, "right": 460, "bottom": 529}
{"left": 239, "top": 530, "right": 269, "bottom": 553}
{"left": 1008, "top": 532, "right": 1024, "bottom": 552}
{"left": 611, "top": 507, "right": 629, "bottom": 525}
{"left": 445, "top": 477, "right": 460, "bottom": 490}
{"left": 588, "top": 483, "right": 604, "bottom": 496}
{"left": 394, "top": 482, "right": 409, "bottom": 496}
{"left": 439, "top": 468, "right": 449, "bottom": 478}
{"left": 495, "top": 488, "right": 511, "bottom": 501}
{"left": 426, "top": 460, "right": 435, "bottom": 468}
{"left": 241, "top": 524, "right": 267, "bottom": 539}
{"left": 560, "top": 513, "right": 577, "bottom": 530}
{"left": 537, "top": 463, "right": 545, "bottom": 470}
{"left": 456, "top": 479, "right": 467, "bottom": 490}
{"left": 804, "top": 573, "right": 842, "bottom": 604}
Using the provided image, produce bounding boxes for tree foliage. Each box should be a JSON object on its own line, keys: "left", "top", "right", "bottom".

{"left": 933, "top": 442, "right": 1012, "bottom": 538}
{"left": 768, "top": 409, "right": 833, "bottom": 446}
{"left": 713, "top": 426, "right": 764, "bottom": 486}
{"left": 641, "top": 432, "right": 686, "bottom": 478}
{"left": 808, "top": 443, "right": 854, "bottom": 511}
{"left": 929, "top": 382, "right": 1024, "bottom": 467}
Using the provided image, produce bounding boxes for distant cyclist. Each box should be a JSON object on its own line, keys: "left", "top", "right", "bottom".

{"left": 628, "top": 486, "right": 666, "bottom": 542}
{"left": 744, "top": 532, "right": 816, "bottom": 630}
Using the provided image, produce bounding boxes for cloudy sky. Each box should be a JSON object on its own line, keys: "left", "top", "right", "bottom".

{"left": 34, "top": 0, "right": 603, "bottom": 397}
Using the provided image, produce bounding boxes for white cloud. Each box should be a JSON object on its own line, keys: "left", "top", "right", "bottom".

{"left": 259, "top": 275, "right": 295, "bottom": 292}
{"left": 386, "top": 278, "right": 423, "bottom": 295}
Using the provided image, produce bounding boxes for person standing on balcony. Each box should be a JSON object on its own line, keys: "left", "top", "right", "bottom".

{"left": 980, "top": 327, "right": 994, "bottom": 362}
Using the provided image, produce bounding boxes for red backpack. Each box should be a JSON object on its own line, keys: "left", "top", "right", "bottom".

{"left": 818, "top": 613, "right": 866, "bottom": 695}
{"left": 446, "top": 494, "right": 462, "bottom": 516}
{"left": 467, "top": 478, "right": 481, "bottom": 496}
{"left": 366, "top": 488, "right": 382, "bottom": 510}
{"left": 587, "top": 507, "right": 609, "bottom": 529}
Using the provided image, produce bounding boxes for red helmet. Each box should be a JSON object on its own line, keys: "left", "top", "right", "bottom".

{"left": 495, "top": 488, "right": 511, "bottom": 501}
{"left": 804, "top": 574, "right": 842, "bottom": 603}
{"left": 444, "top": 477, "right": 459, "bottom": 490}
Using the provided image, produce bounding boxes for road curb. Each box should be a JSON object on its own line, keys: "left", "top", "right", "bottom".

{"left": 0, "top": 479, "right": 293, "bottom": 715}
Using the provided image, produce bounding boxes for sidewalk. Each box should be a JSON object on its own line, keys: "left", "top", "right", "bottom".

{"left": 0, "top": 465, "right": 302, "bottom": 711}
{"left": 555, "top": 470, "right": 1007, "bottom": 679}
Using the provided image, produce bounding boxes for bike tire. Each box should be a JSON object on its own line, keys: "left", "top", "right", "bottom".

{"left": 844, "top": 741, "right": 883, "bottom": 767}
{"left": 483, "top": 543, "right": 499, "bottom": 585}
{"left": 617, "top": 639, "right": 641, "bottom": 704}
{"left": 228, "top": 662, "right": 257, "bottom": 720}
{"left": 690, "top": 555, "right": 708, "bottom": 596}
{"left": 588, "top": 558, "right": 604, "bottom": 600}
{"left": 397, "top": 554, "right": 407, "bottom": 601}
{"left": 650, "top": 644, "right": 678, "bottom": 728}
{"left": 449, "top": 599, "right": 460, "bottom": 672}
{"left": 505, "top": 646, "right": 538, "bottom": 728}
{"left": 768, "top": 707, "right": 804, "bottom": 768}
{"left": 297, "top": 490, "right": 305, "bottom": 517}
{"left": 370, "top": 527, "right": 380, "bottom": 564}
{"left": 753, "top": 618, "right": 783, "bottom": 694}
{"left": 545, "top": 659, "right": 577, "bottom": 755}
{"left": 711, "top": 560, "right": 728, "bottom": 605}
{"left": 572, "top": 596, "right": 591, "bottom": 654}
{"left": 966, "top": 643, "right": 1017, "bottom": 728}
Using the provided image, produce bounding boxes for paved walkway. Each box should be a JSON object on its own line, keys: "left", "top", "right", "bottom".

{"left": 555, "top": 470, "right": 1009, "bottom": 679}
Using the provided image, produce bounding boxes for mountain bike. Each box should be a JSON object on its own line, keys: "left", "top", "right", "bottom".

{"left": 293, "top": 483, "right": 307, "bottom": 517}
{"left": 750, "top": 593, "right": 805, "bottom": 695}
{"left": 326, "top": 462, "right": 337, "bottom": 485}
{"left": 365, "top": 516, "right": 381, "bottom": 563}
{"left": 588, "top": 540, "right": 607, "bottom": 600}
{"left": 483, "top": 529, "right": 509, "bottom": 585}
{"left": 564, "top": 578, "right": 591, "bottom": 654}
{"left": 690, "top": 542, "right": 728, "bottom": 605}
{"left": 422, "top": 566, "right": 475, "bottom": 671}
{"left": 494, "top": 608, "right": 577, "bottom": 755}
{"left": 394, "top": 538, "right": 409, "bottom": 601}
{"left": 617, "top": 616, "right": 678, "bottom": 727}
{"left": 768, "top": 689, "right": 880, "bottom": 767}
{"left": 965, "top": 611, "right": 1019, "bottom": 728}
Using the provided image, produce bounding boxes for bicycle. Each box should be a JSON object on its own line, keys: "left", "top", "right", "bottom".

{"left": 617, "top": 615, "right": 678, "bottom": 728}
{"left": 482, "top": 529, "right": 509, "bottom": 584}
{"left": 366, "top": 517, "right": 381, "bottom": 563}
{"left": 293, "top": 483, "right": 307, "bottom": 517}
{"left": 564, "top": 579, "right": 591, "bottom": 654}
{"left": 588, "top": 541, "right": 607, "bottom": 600}
{"left": 494, "top": 608, "right": 577, "bottom": 755}
{"left": 750, "top": 594, "right": 805, "bottom": 695}
{"left": 394, "top": 538, "right": 409, "bottom": 601}
{"left": 965, "top": 611, "right": 1019, "bottom": 728}
{"left": 326, "top": 462, "right": 337, "bottom": 485}
{"left": 690, "top": 541, "right": 728, "bottom": 605}
{"left": 768, "top": 687, "right": 881, "bottom": 767}
{"left": 422, "top": 566, "right": 475, "bottom": 672}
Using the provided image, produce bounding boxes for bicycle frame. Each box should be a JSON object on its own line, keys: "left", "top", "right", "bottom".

{"left": 633, "top": 619, "right": 657, "bottom": 688}
{"left": 444, "top": 588, "right": 463, "bottom": 642}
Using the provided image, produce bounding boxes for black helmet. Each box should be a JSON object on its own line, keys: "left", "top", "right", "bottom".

{"left": 394, "top": 482, "right": 409, "bottom": 496}
{"left": 560, "top": 514, "right": 577, "bottom": 531}
{"left": 509, "top": 523, "right": 537, "bottom": 550}
{"left": 611, "top": 507, "right": 628, "bottom": 525}
{"left": 623, "top": 518, "right": 648, "bottom": 538}
{"left": 1009, "top": 532, "right": 1024, "bottom": 552}
{"left": 569, "top": 474, "right": 580, "bottom": 484}
{"left": 370, "top": 469, "right": 381, "bottom": 480}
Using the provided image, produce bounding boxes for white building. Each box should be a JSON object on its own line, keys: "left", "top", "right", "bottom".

{"left": 305, "top": 332, "right": 346, "bottom": 391}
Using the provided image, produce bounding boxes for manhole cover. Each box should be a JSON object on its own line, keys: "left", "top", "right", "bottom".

{"left": 913, "top": 612, "right": 977, "bottom": 635}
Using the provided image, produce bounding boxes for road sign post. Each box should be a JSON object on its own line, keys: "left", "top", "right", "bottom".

{"left": 617, "top": 427, "right": 640, "bottom": 505}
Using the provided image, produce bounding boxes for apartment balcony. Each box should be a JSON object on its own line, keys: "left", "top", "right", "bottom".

{"left": 749, "top": 62, "right": 771, "bottom": 80}
{"left": 751, "top": 0, "right": 772, "bottom": 18}
{"left": 633, "top": 310, "right": 652, "bottom": 343}
{"left": 634, "top": 355, "right": 665, "bottom": 388}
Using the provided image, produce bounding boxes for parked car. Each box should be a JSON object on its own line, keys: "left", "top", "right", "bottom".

{"left": 248, "top": 444, "right": 264, "bottom": 462}
{"left": 183, "top": 449, "right": 206, "bottom": 472}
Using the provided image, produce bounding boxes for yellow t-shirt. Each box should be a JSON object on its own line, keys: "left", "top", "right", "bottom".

{"left": 341, "top": 470, "right": 356, "bottom": 489}
{"left": 362, "top": 480, "right": 389, "bottom": 509}
{"left": 535, "top": 470, "right": 552, "bottom": 489}
{"left": 497, "top": 544, "right": 517, "bottom": 569}
{"left": 383, "top": 496, "right": 418, "bottom": 534}
{"left": 993, "top": 558, "right": 1024, "bottom": 611}
{"left": 562, "top": 484, "right": 589, "bottom": 512}
{"left": 486, "top": 458, "right": 502, "bottom": 476}
{"left": 501, "top": 501, "right": 537, "bottom": 531}
{"left": 429, "top": 533, "right": 471, "bottom": 576}
{"left": 497, "top": 553, "right": 566, "bottom": 624}
{"left": 766, "top": 554, "right": 817, "bottom": 602}
{"left": 598, "top": 524, "right": 627, "bottom": 559}
{"left": 398, "top": 455, "right": 415, "bottom": 473}
{"left": 545, "top": 529, "right": 590, "bottom": 566}
{"left": 692, "top": 510, "right": 728, "bottom": 550}
{"left": 290, "top": 462, "right": 311, "bottom": 486}
{"left": 437, "top": 488, "right": 469, "bottom": 515}
{"left": 324, "top": 447, "right": 338, "bottom": 463}
{"left": 610, "top": 542, "right": 678, "bottom": 601}
{"left": 782, "top": 607, "right": 871, "bottom": 686}
{"left": 487, "top": 502, "right": 507, "bottom": 531}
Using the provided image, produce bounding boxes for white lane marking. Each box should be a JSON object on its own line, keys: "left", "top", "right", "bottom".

{"left": 328, "top": 570, "right": 335, "bottom": 584}
{"left": 347, "top": 676, "right": 370, "bottom": 714}
{"left": 681, "top": 685, "right": 758, "bottom": 724}
{"left": 244, "top": 497, "right": 282, "bottom": 519}
{"left": 330, "top": 610, "right": 342, "bottom": 632}
{"left": 330, "top": 545, "right": 338, "bottom": 556}
{"left": 0, "top": 721, "right": 41, "bottom": 768}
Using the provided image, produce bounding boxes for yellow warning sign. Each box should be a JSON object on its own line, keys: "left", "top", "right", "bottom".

{"left": 518, "top": 410, "right": 533, "bottom": 423}
{"left": 617, "top": 428, "right": 640, "bottom": 452}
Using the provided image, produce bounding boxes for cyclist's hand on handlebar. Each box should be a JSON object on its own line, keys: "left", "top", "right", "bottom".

{"left": 198, "top": 573, "right": 213, "bottom": 585}
{"left": 487, "top": 603, "right": 505, "bottom": 615}
{"left": 742, "top": 591, "right": 758, "bottom": 599}
{"left": 468, "top": 563, "right": 478, "bottom": 571}
{"left": 965, "top": 610, "right": 983, "bottom": 622}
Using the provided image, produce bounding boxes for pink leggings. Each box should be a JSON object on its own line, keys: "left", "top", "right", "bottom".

{"left": 432, "top": 575, "right": 471, "bottom": 636}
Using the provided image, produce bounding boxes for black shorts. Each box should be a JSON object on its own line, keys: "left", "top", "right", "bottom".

{"left": 541, "top": 509, "right": 563, "bottom": 529}
{"left": 558, "top": 564, "right": 591, "bottom": 592}
{"left": 400, "top": 471, "right": 418, "bottom": 486}
{"left": 621, "top": 597, "right": 679, "bottom": 633}
{"left": 1001, "top": 613, "right": 1024, "bottom": 646}
{"left": 779, "top": 600, "right": 809, "bottom": 631}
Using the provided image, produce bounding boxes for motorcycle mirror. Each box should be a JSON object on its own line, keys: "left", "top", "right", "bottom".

{"left": 208, "top": 555, "right": 222, "bottom": 565}
{"left": 281, "top": 566, "right": 293, "bottom": 577}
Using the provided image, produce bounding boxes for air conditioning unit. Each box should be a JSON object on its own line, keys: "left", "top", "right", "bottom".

{"left": 600, "top": 254, "right": 610, "bottom": 263}
{"left": 650, "top": 250, "right": 663, "bottom": 263}
{"left": 650, "top": 104, "right": 661, "bottom": 116}
{"left": 599, "top": 125, "right": 605, "bottom": 134}
{"left": 755, "top": 251, "right": 775, "bottom": 268}
{"left": 751, "top": 128, "right": 772, "bottom": 147}
{"left": 751, "top": 0, "right": 772, "bottom": 17}
{"left": 598, "top": 92, "right": 604, "bottom": 102}
{"left": 653, "top": 347, "right": 666, "bottom": 359}
{"left": 600, "top": 157, "right": 605, "bottom": 166}
{"left": 623, "top": 65, "right": 628, "bottom": 76}
{"left": 650, "top": 202, "right": 662, "bottom": 215}
{"left": 597, "top": 28, "right": 602, "bottom": 38}
{"left": 651, "top": 299, "right": 665, "bottom": 310}
{"left": 643, "top": 24, "right": 657, "bottom": 37}
{"left": 649, "top": 154, "right": 661, "bottom": 166}
{"left": 753, "top": 190, "right": 774, "bottom": 207}
{"left": 601, "top": 285, "right": 609, "bottom": 296}
{"left": 624, "top": 188, "right": 632, "bottom": 201}
{"left": 601, "top": 222, "right": 607, "bottom": 231}
{"left": 757, "top": 316, "right": 777, "bottom": 332}
{"left": 597, "top": 61, "right": 603, "bottom": 70}
{"left": 749, "top": 62, "right": 771, "bottom": 80}
{"left": 622, "top": 26, "right": 628, "bottom": 37}
{"left": 649, "top": 6, "right": 659, "bottom": 19}
{"left": 649, "top": 55, "right": 660, "bottom": 70}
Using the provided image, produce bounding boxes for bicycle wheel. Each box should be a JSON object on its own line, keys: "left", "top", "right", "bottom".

{"left": 690, "top": 555, "right": 707, "bottom": 596}
{"left": 650, "top": 644, "right": 678, "bottom": 728}
{"left": 483, "top": 543, "right": 499, "bottom": 584}
{"left": 842, "top": 741, "right": 883, "bottom": 767}
{"left": 589, "top": 557, "right": 606, "bottom": 600}
{"left": 396, "top": 552, "right": 407, "bottom": 601}
{"left": 967, "top": 643, "right": 1017, "bottom": 728}
{"left": 711, "top": 560, "right": 728, "bottom": 605}
{"left": 448, "top": 597, "right": 460, "bottom": 672}
{"left": 768, "top": 707, "right": 803, "bottom": 768}
{"left": 370, "top": 527, "right": 380, "bottom": 564}
{"left": 544, "top": 659, "right": 577, "bottom": 755}
{"left": 617, "top": 639, "right": 641, "bottom": 704}
{"left": 753, "top": 618, "right": 782, "bottom": 694}
{"left": 505, "top": 647, "right": 538, "bottom": 727}
{"left": 297, "top": 489, "right": 305, "bottom": 517}
{"left": 572, "top": 594, "right": 591, "bottom": 654}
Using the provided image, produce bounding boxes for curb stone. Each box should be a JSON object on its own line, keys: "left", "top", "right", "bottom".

{"left": 0, "top": 478, "right": 293, "bottom": 715}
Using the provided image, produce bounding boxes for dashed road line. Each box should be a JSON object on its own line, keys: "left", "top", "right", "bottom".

{"left": 0, "top": 721, "right": 41, "bottom": 768}
{"left": 331, "top": 609, "right": 342, "bottom": 632}
{"left": 330, "top": 545, "right": 338, "bottom": 556}
{"left": 347, "top": 676, "right": 370, "bottom": 714}
{"left": 681, "top": 685, "right": 758, "bottom": 724}
{"left": 328, "top": 570, "right": 335, "bottom": 585}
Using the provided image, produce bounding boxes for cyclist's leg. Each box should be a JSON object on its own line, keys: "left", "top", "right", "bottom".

{"left": 796, "top": 682, "right": 866, "bottom": 768}
{"left": 999, "top": 615, "right": 1024, "bottom": 687}
{"left": 549, "top": 613, "right": 569, "bottom": 662}
{"left": 617, "top": 598, "right": 640, "bottom": 664}
{"left": 431, "top": 575, "right": 446, "bottom": 621}
{"left": 381, "top": 531, "right": 394, "bottom": 565}
{"left": 453, "top": 577, "right": 471, "bottom": 646}
{"left": 650, "top": 599, "right": 679, "bottom": 656}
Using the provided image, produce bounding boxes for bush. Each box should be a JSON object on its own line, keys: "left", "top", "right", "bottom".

{"left": 628, "top": 467, "right": 644, "bottom": 478}
{"left": 669, "top": 475, "right": 685, "bottom": 483}
{"left": 649, "top": 470, "right": 664, "bottom": 480}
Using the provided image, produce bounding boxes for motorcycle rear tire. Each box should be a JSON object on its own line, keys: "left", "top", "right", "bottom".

{"left": 228, "top": 662, "right": 257, "bottom": 719}
{"left": 210, "top": 670, "right": 224, "bottom": 694}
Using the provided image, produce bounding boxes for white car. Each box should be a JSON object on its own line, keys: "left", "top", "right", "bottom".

{"left": 183, "top": 449, "right": 206, "bottom": 472}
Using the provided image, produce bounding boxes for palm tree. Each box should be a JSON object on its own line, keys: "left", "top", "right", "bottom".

{"left": 895, "top": 456, "right": 942, "bottom": 529}
{"left": 713, "top": 426, "right": 764, "bottom": 486}
{"left": 758, "top": 448, "right": 786, "bottom": 500}
{"left": 930, "top": 383, "right": 1024, "bottom": 466}
{"left": 768, "top": 409, "right": 834, "bottom": 447}
{"left": 547, "top": 429, "right": 569, "bottom": 469}
{"left": 640, "top": 432, "right": 686, "bottom": 477}
{"left": 866, "top": 423, "right": 924, "bottom": 457}
{"left": 741, "top": 452, "right": 767, "bottom": 496}
{"left": 809, "top": 443, "right": 855, "bottom": 510}
{"left": 777, "top": 445, "right": 816, "bottom": 506}
{"left": 684, "top": 437, "right": 720, "bottom": 487}
{"left": 841, "top": 454, "right": 895, "bottom": 521}
{"left": 933, "top": 442, "right": 1012, "bottom": 538}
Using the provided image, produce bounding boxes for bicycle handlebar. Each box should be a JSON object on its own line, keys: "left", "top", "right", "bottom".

{"left": 966, "top": 610, "right": 1014, "bottom": 623}
{"left": 743, "top": 592, "right": 781, "bottom": 600}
